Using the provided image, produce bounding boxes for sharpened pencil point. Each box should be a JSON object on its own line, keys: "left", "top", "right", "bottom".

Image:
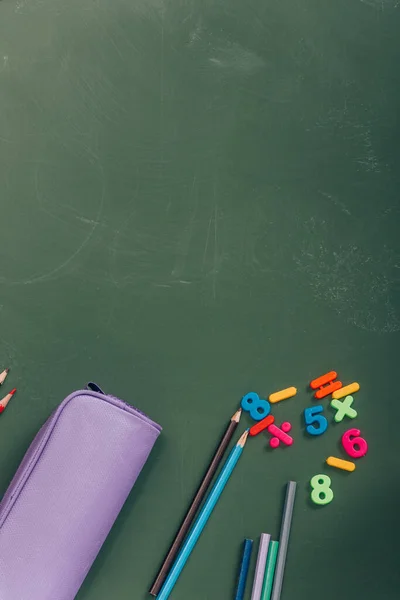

{"left": 232, "top": 409, "right": 242, "bottom": 423}
{"left": 0, "top": 389, "right": 17, "bottom": 413}
{"left": 0, "top": 368, "right": 9, "bottom": 386}
{"left": 237, "top": 429, "right": 249, "bottom": 447}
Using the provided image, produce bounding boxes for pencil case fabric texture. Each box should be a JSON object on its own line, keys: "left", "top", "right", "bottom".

{"left": 0, "top": 387, "right": 162, "bottom": 600}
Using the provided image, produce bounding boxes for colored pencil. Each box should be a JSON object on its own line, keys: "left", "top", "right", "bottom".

{"left": 157, "top": 430, "right": 249, "bottom": 600}
{"left": 250, "top": 534, "right": 271, "bottom": 600}
{"left": 150, "top": 409, "right": 242, "bottom": 595}
{"left": 0, "top": 368, "right": 9, "bottom": 386}
{"left": 0, "top": 388, "right": 16, "bottom": 414}
{"left": 270, "top": 481, "right": 297, "bottom": 600}
{"left": 234, "top": 539, "right": 253, "bottom": 600}
{"left": 261, "top": 541, "right": 279, "bottom": 600}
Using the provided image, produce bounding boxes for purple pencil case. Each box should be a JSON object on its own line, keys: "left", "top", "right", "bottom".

{"left": 0, "top": 385, "right": 162, "bottom": 600}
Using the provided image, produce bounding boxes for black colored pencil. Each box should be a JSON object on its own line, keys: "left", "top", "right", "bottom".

{"left": 149, "top": 408, "right": 242, "bottom": 596}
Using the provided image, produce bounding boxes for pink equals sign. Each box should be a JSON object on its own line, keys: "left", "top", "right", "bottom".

{"left": 267, "top": 422, "right": 293, "bottom": 448}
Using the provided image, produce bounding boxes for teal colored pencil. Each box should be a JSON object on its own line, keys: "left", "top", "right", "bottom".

{"left": 261, "top": 541, "right": 279, "bottom": 600}
{"left": 157, "top": 430, "right": 249, "bottom": 600}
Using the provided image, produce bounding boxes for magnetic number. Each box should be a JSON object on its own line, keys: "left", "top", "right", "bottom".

{"left": 310, "top": 474, "right": 334, "bottom": 506}
{"left": 304, "top": 405, "right": 328, "bottom": 436}
{"left": 241, "top": 392, "right": 271, "bottom": 421}
{"left": 342, "top": 428, "right": 368, "bottom": 458}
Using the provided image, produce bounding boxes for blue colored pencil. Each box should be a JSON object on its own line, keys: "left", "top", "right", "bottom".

{"left": 157, "top": 430, "right": 249, "bottom": 600}
{"left": 234, "top": 539, "right": 253, "bottom": 600}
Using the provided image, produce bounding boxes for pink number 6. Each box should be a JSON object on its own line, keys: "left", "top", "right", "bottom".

{"left": 342, "top": 428, "right": 368, "bottom": 458}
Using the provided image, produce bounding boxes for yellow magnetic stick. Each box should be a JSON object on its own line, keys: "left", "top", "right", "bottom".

{"left": 326, "top": 456, "right": 356, "bottom": 472}
{"left": 269, "top": 386, "right": 297, "bottom": 404}
{"left": 332, "top": 382, "right": 360, "bottom": 399}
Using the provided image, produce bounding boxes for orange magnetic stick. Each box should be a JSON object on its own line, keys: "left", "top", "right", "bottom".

{"left": 310, "top": 371, "right": 342, "bottom": 399}
{"left": 249, "top": 415, "right": 275, "bottom": 436}
{"left": 310, "top": 371, "right": 338, "bottom": 389}
{"left": 314, "top": 381, "right": 342, "bottom": 399}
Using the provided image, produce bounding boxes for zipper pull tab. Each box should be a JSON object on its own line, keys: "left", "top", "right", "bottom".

{"left": 86, "top": 382, "right": 105, "bottom": 395}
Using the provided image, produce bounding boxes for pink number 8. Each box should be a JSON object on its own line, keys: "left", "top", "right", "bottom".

{"left": 342, "top": 428, "right": 368, "bottom": 459}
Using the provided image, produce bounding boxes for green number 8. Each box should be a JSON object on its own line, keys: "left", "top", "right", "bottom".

{"left": 310, "top": 474, "right": 334, "bottom": 506}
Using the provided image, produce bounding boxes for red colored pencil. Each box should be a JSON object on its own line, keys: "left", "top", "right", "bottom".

{"left": 0, "top": 388, "right": 16, "bottom": 414}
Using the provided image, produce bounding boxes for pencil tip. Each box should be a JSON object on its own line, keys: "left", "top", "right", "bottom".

{"left": 232, "top": 409, "right": 242, "bottom": 423}
{"left": 237, "top": 429, "right": 249, "bottom": 447}
{"left": 0, "top": 368, "right": 9, "bottom": 385}
{"left": 0, "top": 388, "right": 16, "bottom": 411}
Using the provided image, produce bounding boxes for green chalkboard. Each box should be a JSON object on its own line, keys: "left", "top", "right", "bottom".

{"left": 0, "top": 0, "right": 399, "bottom": 598}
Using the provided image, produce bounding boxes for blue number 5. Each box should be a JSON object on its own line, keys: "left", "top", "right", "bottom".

{"left": 304, "top": 405, "right": 328, "bottom": 436}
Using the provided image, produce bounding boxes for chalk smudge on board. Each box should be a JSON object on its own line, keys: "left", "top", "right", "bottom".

{"left": 314, "top": 107, "right": 383, "bottom": 174}
{"left": 295, "top": 217, "right": 400, "bottom": 333}
{"left": 209, "top": 42, "right": 265, "bottom": 75}
{"left": 318, "top": 191, "right": 351, "bottom": 216}
{"left": 359, "top": 0, "right": 399, "bottom": 8}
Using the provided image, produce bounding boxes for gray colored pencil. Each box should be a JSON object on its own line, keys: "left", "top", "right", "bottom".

{"left": 250, "top": 533, "right": 271, "bottom": 600}
{"left": 270, "top": 481, "right": 297, "bottom": 600}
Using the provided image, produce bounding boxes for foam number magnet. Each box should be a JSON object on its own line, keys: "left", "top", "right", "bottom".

{"left": 241, "top": 392, "right": 271, "bottom": 421}
{"left": 342, "top": 428, "right": 368, "bottom": 458}
{"left": 304, "top": 405, "right": 328, "bottom": 436}
{"left": 310, "top": 474, "right": 334, "bottom": 506}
